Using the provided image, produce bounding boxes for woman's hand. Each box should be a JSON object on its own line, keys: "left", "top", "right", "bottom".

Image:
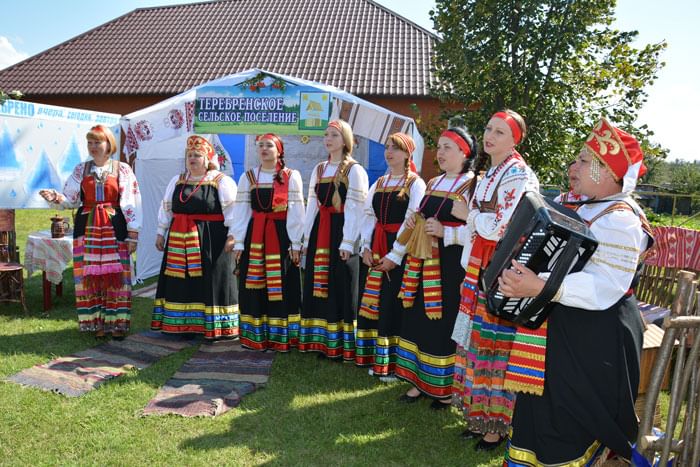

{"left": 290, "top": 249, "right": 301, "bottom": 266}
{"left": 374, "top": 256, "right": 397, "bottom": 272}
{"left": 39, "top": 189, "right": 63, "bottom": 204}
{"left": 451, "top": 199, "right": 469, "bottom": 221}
{"left": 339, "top": 249, "right": 351, "bottom": 261}
{"left": 405, "top": 213, "right": 416, "bottom": 230}
{"left": 155, "top": 234, "right": 165, "bottom": 252}
{"left": 498, "top": 260, "right": 545, "bottom": 298}
{"left": 362, "top": 248, "right": 374, "bottom": 267}
{"left": 424, "top": 217, "right": 444, "bottom": 238}
{"left": 224, "top": 236, "right": 235, "bottom": 253}
{"left": 233, "top": 249, "right": 243, "bottom": 262}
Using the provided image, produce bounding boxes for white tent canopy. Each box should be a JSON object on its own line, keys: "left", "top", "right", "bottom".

{"left": 121, "top": 68, "right": 424, "bottom": 282}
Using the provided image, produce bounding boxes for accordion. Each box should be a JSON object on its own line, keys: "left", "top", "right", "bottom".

{"left": 480, "top": 191, "right": 598, "bottom": 329}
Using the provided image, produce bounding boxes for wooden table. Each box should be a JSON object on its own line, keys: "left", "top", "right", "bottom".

{"left": 24, "top": 230, "right": 72, "bottom": 312}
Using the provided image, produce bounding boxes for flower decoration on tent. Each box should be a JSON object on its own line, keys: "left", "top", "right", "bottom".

{"left": 134, "top": 120, "right": 154, "bottom": 141}
{"left": 238, "top": 72, "right": 287, "bottom": 93}
{"left": 166, "top": 109, "right": 184, "bottom": 129}
{"left": 185, "top": 102, "right": 195, "bottom": 131}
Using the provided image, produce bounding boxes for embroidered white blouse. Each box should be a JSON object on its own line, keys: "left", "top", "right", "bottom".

{"left": 303, "top": 160, "right": 369, "bottom": 254}
{"left": 59, "top": 161, "right": 142, "bottom": 232}
{"left": 156, "top": 170, "right": 237, "bottom": 237}
{"left": 545, "top": 195, "right": 650, "bottom": 310}
{"left": 445, "top": 156, "right": 539, "bottom": 269}
{"left": 230, "top": 167, "right": 306, "bottom": 251}
{"left": 360, "top": 173, "right": 427, "bottom": 266}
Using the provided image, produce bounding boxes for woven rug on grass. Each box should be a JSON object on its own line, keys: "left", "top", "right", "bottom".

{"left": 6, "top": 331, "right": 196, "bottom": 397}
{"left": 142, "top": 339, "right": 275, "bottom": 417}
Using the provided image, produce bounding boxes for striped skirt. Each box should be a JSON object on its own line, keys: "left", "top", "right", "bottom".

{"left": 74, "top": 236, "right": 131, "bottom": 333}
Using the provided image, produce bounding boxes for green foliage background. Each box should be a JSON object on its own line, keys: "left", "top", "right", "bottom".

{"left": 429, "top": 0, "right": 667, "bottom": 185}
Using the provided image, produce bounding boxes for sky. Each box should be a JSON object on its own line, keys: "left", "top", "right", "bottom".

{"left": 1, "top": 0, "right": 698, "bottom": 163}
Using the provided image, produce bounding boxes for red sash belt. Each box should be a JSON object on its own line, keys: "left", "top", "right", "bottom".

{"left": 358, "top": 222, "right": 402, "bottom": 320}
{"left": 460, "top": 236, "right": 497, "bottom": 317}
{"left": 164, "top": 213, "right": 224, "bottom": 278}
{"left": 82, "top": 202, "right": 123, "bottom": 291}
{"left": 312, "top": 204, "right": 343, "bottom": 298}
{"left": 371, "top": 222, "right": 402, "bottom": 258}
{"left": 83, "top": 201, "right": 118, "bottom": 210}
{"left": 245, "top": 209, "right": 287, "bottom": 301}
{"left": 399, "top": 220, "right": 464, "bottom": 319}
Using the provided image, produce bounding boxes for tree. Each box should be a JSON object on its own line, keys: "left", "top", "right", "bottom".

{"left": 0, "top": 89, "right": 22, "bottom": 106}
{"left": 430, "top": 0, "right": 667, "bottom": 183}
{"left": 669, "top": 161, "right": 700, "bottom": 195}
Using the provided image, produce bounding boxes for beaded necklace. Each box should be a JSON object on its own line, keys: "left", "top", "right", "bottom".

{"left": 418, "top": 172, "right": 463, "bottom": 218}
{"left": 179, "top": 171, "right": 208, "bottom": 204}
{"left": 481, "top": 152, "right": 517, "bottom": 201}
{"left": 379, "top": 173, "right": 406, "bottom": 225}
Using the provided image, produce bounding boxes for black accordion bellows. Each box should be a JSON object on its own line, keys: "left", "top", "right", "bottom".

{"left": 480, "top": 191, "right": 598, "bottom": 329}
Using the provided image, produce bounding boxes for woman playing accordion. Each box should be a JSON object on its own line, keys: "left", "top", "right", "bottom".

{"left": 500, "top": 119, "right": 653, "bottom": 465}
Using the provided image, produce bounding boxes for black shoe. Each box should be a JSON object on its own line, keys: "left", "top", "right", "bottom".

{"left": 316, "top": 352, "right": 327, "bottom": 359}
{"left": 398, "top": 392, "right": 423, "bottom": 403}
{"left": 429, "top": 399, "right": 451, "bottom": 410}
{"left": 474, "top": 436, "right": 505, "bottom": 452}
{"left": 461, "top": 429, "right": 481, "bottom": 440}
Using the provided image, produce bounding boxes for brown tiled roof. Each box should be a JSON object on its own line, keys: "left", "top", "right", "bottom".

{"left": 0, "top": 0, "right": 437, "bottom": 97}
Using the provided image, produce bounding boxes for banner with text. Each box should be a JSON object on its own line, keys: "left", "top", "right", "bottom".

{"left": 0, "top": 99, "right": 120, "bottom": 208}
{"left": 195, "top": 74, "right": 331, "bottom": 135}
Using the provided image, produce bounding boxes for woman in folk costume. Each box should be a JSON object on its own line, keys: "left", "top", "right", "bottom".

{"left": 151, "top": 135, "right": 239, "bottom": 341}
{"left": 500, "top": 119, "right": 652, "bottom": 466}
{"left": 232, "top": 133, "right": 305, "bottom": 351}
{"left": 355, "top": 132, "right": 426, "bottom": 378}
{"left": 394, "top": 121, "right": 477, "bottom": 409}
{"left": 300, "top": 119, "right": 369, "bottom": 360}
{"left": 40, "top": 125, "right": 142, "bottom": 339}
{"left": 450, "top": 109, "right": 539, "bottom": 451}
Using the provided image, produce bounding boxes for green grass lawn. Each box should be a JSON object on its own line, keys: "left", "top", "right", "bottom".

{"left": 1, "top": 209, "right": 502, "bottom": 466}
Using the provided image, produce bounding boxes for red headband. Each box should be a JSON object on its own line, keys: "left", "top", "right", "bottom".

{"left": 440, "top": 130, "right": 472, "bottom": 158}
{"left": 256, "top": 133, "right": 284, "bottom": 156}
{"left": 492, "top": 112, "right": 522, "bottom": 145}
{"left": 328, "top": 121, "right": 343, "bottom": 132}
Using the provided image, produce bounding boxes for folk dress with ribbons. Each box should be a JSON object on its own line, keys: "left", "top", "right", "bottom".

{"left": 394, "top": 172, "right": 473, "bottom": 398}
{"left": 300, "top": 160, "right": 368, "bottom": 360}
{"left": 355, "top": 173, "right": 426, "bottom": 375}
{"left": 448, "top": 152, "right": 540, "bottom": 436}
{"left": 231, "top": 166, "right": 305, "bottom": 351}
{"left": 59, "top": 160, "right": 142, "bottom": 333}
{"left": 151, "top": 170, "right": 239, "bottom": 340}
{"left": 505, "top": 195, "right": 653, "bottom": 466}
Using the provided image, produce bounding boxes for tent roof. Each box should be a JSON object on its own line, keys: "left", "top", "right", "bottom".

{"left": 123, "top": 68, "right": 408, "bottom": 121}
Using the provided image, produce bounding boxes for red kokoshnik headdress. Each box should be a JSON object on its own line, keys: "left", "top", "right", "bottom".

{"left": 583, "top": 118, "right": 646, "bottom": 192}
